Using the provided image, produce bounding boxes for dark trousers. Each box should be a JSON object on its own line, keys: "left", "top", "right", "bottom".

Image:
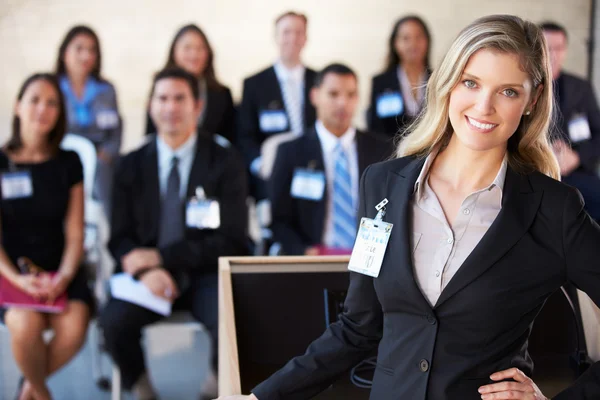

{"left": 99, "top": 272, "right": 218, "bottom": 390}
{"left": 563, "top": 169, "right": 600, "bottom": 222}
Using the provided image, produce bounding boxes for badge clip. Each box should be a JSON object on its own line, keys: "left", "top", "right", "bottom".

{"left": 375, "top": 198, "right": 388, "bottom": 221}
{"left": 194, "top": 186, "right": 206, "bottom": 201}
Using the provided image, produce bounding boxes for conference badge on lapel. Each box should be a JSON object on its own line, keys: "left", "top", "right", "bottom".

{"left": 186, "top": 186, "right": 220, "bottom": 230}
{"left": 348, "top": 198, "right": 393, "bottom": 278}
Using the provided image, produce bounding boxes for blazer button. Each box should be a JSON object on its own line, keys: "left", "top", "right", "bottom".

{"left": 426, "top": 314, "right": 437, "bottom": 325}
{"left": 419, "top": 359, "right": 429, "bottom": 372}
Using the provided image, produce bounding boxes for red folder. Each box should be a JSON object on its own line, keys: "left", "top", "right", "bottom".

{"left": 315, "top": 246, "right": 353, "bottom": 255}
{"left": 0, "top": 273, "right": 67, "bottom": 313}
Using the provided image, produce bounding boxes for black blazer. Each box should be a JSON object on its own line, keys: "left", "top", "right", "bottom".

{"left": 237, "top": 66, "right": 317, "bottom": 168}
{"left": 269, "top": 128, "right": 392, "bottom": 255}
{"left": 145, "top": 86, "right": 236, "bottom": 143}
{"left": 555, "top": 72, "right": 600, "bottom": 173}
{"left": 367, "top": 68, "right": 429, "bottom": 139}
{"left": 109, "top": 132, "right": 248, "bottom": 279}
{"left": 253, "top": 156, "right": 600, "bottom": 400}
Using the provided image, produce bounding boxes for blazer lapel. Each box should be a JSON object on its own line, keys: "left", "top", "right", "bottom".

{"left": 356, "top": 131, "right": 371, "bottom": 178}
{"left": 434, "top": 168, "right": 543, "bottom": 308}
{"left": 186, "top": 137, "right": 211, "bottom": 199}
{"left": 384, "top": 157, "right": 432, "bottom": 310}
{"left": 302, "top": 130, "right": 328, "bottom": 239}
{"left": 143, "top": 140, "right": 161, "bottom": 241}
{"left": 267, "top": 66, "right": 286, "bottom": 110}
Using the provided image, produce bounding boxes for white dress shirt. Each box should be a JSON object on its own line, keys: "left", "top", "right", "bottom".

{"left": 274, "top": 61, "right": 305, "bottom": 136}
{"left": 411, "top": 153, "right": 507, "bottom": 306}
{"left": 315, "top": 121, "right": 359, "bottom": 246}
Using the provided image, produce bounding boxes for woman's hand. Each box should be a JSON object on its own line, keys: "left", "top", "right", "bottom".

{"left": 478, "top": 368, "right": 547, "bottom": 399}
{"left": 12, "top": 273, "right": 49, "bottom": 300}
{"left": 46, "top": 272, "right": 72, "bottom": 303}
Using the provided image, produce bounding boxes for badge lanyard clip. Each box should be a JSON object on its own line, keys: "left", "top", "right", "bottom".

{"left": 194, "top": 186, "right": 206, "bottom": 202}
{"left": 374, "top": 198, "right": 388, "bottom": 221}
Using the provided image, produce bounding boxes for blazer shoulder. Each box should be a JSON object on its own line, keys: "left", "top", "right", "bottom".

{"left": 117, "top": 141, "right": 152, "bottom": 173}
{"left": 245, "top": 66, "right": 276, "bottom": 83}
{"left": 527, "top": 170, "right": 581, "bottom": 206}
{"left": 363, "top": 155, "right": 415, "bottom": 178}
{"left": 305, "top": 67, "right": 318, "bottom": 77}
{"left": 561, "top": 72, "right": 590, "bottom": 89}
{"left": 372, "top": 69, "right": 397, "bottom": 87}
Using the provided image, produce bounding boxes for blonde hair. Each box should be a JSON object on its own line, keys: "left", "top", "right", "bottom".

{"left": 397, "top": 14, "right": 560, "bottom": 180}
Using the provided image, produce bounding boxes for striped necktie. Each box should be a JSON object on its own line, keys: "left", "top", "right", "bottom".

{"left": 281, "top": 75, "right": 304, "bottom": 135}
{"left": 331, "top": 144, "right": 356, "bottom": 248}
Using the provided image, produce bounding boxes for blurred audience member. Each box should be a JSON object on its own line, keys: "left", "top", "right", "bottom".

{"left": 145, "top": 24, "right": 236, "bottom": 144}
{"left": 542, "top": 21, "right": 600, "bottom": 221}
{"left": 0, "top": 73, "right": 92, "bottom": 400}
{"left": 55, "top": 25, "right": 122, "bottom": 218}
{"left": 368, "top": 15, "right": 432, "bottom": 138}
{"left": 269, "top": 64, "right": 392, "bottom": 255}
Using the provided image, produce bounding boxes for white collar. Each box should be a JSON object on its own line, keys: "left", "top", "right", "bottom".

{"left": 315, "top": 121, "right": 356, "bottom": 154}
{"left": 274, "top": 60, "right": 305, "bottom": 83}
{"left": 156, "top": 132, "right": 198, "bottom": 161}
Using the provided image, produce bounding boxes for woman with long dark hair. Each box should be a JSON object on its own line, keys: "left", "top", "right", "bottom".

{"left": 368, "top": 15, "right": 431, "bottom": 138}
{"left": 145, "top": 24, "right": 236, "bottom": 143}
{"left": 55, "top": 25, "right": 121, "bottom": 217}
{"left": 0, "top": 73, "right": 92, "bottom": 400}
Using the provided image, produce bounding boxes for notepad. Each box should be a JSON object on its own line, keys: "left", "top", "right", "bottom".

{"left": 109, "top": 273, "right": 172, "bottom": 316}
{"left": 0, "top": 274, "right": 67, "bottom": 313}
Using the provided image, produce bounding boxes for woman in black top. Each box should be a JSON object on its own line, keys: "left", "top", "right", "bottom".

{"left": 368, "top": 15, "right": 431, "bottom": 138}
{"left": 0, "top": 74, "right": 92, "bottom": 400}
{"left": 145, "top": 24, "right": 236, "bottom": 143}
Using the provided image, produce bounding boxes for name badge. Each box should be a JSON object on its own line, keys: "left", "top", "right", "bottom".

{"left": 259, "top": 110, "right": 289, "bottom": 133}
{"left": 376, "top": 92, "right": 404, "bottom": 118}
{"left": 1, "top": 171, "right": 33, "bottom": 200}
{"left": 290, "top": 169, "right": 326, "bottom": 201}
{"left": 348, "top": 199, "right": 392, "bottom": 278}
{"left": 186, "top": 186, "right": 220, "bottom": 229}
{"left": 568, "top": 115, "right": 592, "bottom": 143}
{"left": 96, "top": 110, "right": 119, "bottom": 130}
{"left": 186, "top": 200, "right": 221, "bottom": 229}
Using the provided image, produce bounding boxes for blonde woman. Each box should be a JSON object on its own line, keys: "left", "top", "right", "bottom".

{"left": 218, "top": 15, "right": 600, "bottom": 400}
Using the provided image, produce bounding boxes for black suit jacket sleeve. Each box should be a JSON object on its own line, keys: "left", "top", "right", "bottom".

{"left": 109, "top": 155, "right": 140, "bottom": 268}
{"left": 158, "top": 150, "right": 248, "bottom": 274}
{"left": 237, "top": 77, "right": 261, "bottom": 165}
{"left": 367, "top": 76, "right": 384, "bottom": 134}
{"left": 217, "top": 88, "right": 237, "bottom": 143}
{"left": 253, "top": 165, "right": 383, "bottom": 400}
{"left": 269, "top": 143, "right": 310, "bottom": 255}
{"left": 554, "top": 188, "right": 600, "bottom": 399}
{"left": 576, "top": 82, "right": 600, "bottom": 172}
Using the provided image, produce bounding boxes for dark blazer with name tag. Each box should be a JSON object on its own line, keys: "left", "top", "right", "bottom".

{"left": 555, "top": 72, "right": 600, "bottom": 173}
{"left": 237, "top": 66, "right": 317, "bottom": 200}
{"left": 109, "top": 132, "right": 248, "bottom": 280}
{"left": 367, "top": 68, "right": 429, "bottom": 139}
{"left": 268, "top": 128, "right": 392, "bottom": 255}
{"left": 253, "top": 156, "right": 600, "bottom": 400}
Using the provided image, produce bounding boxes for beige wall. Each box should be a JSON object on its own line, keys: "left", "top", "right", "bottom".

{"left": 0, "top": 0, "right": 592, "bottom": 151}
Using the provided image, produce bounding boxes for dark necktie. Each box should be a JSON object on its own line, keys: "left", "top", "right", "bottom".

{"left": 158, "top": 156, "right": 184, "bottom": 247}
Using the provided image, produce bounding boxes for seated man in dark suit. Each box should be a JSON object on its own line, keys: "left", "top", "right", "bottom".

{"left": 542, "top": 22, "right": 600, "bottom": 221}
{"left": 237, "top": 11, "right": 317, "bottom": 201}
{"left": 269, "top": 63, "right": 392, "bottom": 256}
{"left": 99, "top": 67, "right": 248, "bottom": 400}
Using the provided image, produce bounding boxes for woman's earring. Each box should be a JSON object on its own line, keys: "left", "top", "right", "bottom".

{"left": 524, "top": 110, "right": 531, "bottom": 116}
